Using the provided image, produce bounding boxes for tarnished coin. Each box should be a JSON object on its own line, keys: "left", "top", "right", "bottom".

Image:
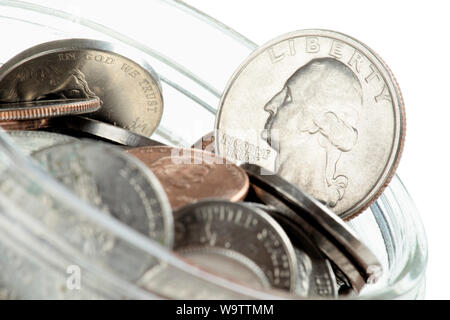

{"left": 215, "top": 29, "right": 405, "bottom": 220}
{"left": 0, "top": 38, "right": 163, "bottom": 136}
{"left": 0, "top": 98, "right": 100, "bottom": 120}
{"left": 173, "top": 200, "right": 298, "bottom": 293}
{"left": 32, "top": 141, "right": 173, "bottom": 249}
{"left": 127, "top": 146, "right": 249, "bottom": 209}
{"left": 59, "top": 116, "right": 164, "bottom": 147}
{"left": 6, "top": 130, "right": 76, "bottom": 155}
{"left": 245, "top": 202, "right": 338, "bottom": 298}
{"left": 0, "top": 118, "right": 55, "bottom": 130}
{"left": 241, "top": 163, "right": 382, "bottom": 291}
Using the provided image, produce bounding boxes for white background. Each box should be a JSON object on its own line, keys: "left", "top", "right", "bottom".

{"left": 14, "top": 0, "right": 450, "bottom": 299}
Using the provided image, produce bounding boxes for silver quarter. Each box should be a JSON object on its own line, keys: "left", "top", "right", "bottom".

{"left": 32, "top": 141, "right": 173, "bottom": 250}
{"left": 59, "top": 116, "right": 164, "bottom": 147}
{"left": 215, "top": 29, "right": 405, "bottom": 220}
{"left": 173, "top": 200, "right": 298, "bottom": 293}
{"left": 241, "top": 163, "right": 382, "bottom": 291}
{"left": 0, "top": 38, "right": 163, "bottom": 137}
{"left": 6, "top": 130, "right": 76, "bottom": 155}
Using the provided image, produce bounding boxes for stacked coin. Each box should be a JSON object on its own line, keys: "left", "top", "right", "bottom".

{"left": 0, "top": 29, "right": 407, "bottom": 299}
{"left": 0, "top": 38, "right": 163, "bottom": 146}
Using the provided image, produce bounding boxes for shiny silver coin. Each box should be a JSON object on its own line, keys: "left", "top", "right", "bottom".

{"left": 59, "top": 116, "right": 164, "bottom": 147}
{"left": 173, "top": 200, "right": 298, "bottom": 293}
{"left": 245, "top": 202, "right": 338, "bottom": 298}
{"left": 6, "top": 130, "right": 76, "bottom": 155}
{"left": 0, "top": 38, "right": 163, "bottom": 137}
{"left": 32, "top": 141, "right": 173, "bottom": 249}
{"left": 241, "top": 163, "right": 382, "bottom": 292}
{"left": 215, "top": 29, "right": 405, "bottom": 220}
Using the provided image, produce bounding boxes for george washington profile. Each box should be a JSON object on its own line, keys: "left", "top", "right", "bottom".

{"left": 262, "top": 57, "right": 362, "bottom": 208}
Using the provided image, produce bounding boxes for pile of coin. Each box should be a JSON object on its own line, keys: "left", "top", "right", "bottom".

{"left": 0, "top": 29, "right": 405, "bottom": 299}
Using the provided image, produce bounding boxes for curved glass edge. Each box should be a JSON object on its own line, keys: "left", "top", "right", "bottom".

{"left": 360, "top": 176, "right": 428, "bottom": 299}
{"left": 0, "top": 127, "right": 299, "bottom": 299}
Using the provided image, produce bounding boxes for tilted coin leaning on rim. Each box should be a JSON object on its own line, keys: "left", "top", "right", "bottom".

{"left": 0, "top": 38, "right": 163, "bottom": 137}
{"left": 215, "top": 29, "right": 405, "bottom": 220}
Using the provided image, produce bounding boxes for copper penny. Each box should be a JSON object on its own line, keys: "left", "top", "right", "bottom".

{"left": 126, "top": 146, "right": 249, "bottom": 209}
{"left": 0, "top": 98, "right": 101, "bottom": 121}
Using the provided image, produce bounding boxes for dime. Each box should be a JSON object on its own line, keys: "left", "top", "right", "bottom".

{"left": 0, "top": 118, "right": 54, "bottom": 130}
{"left": 241, "top": 163, "right": 382, "bottom": 290}
{"left": 245, "top": 202, "right": 338, "bottom": 298}
{"left": 59, "top": 116, "right": 164, "bottom": 147}
{"left": 0, "top": 98, "right": 100, "bottom": 120}
{"left": 127, "top": 146, "right": 249, "bottom": 209}
{"left": 0, "top": 38, "right": 163, "bottom": 136}
{"left": 173, "top": 200, "right": 298, "bottom": 293}
{"left": 215, "top": 29, "right": 405, "bottom": 220}
{"left": 32, "top": 141, "right": 174, "bottom": 250}
{"left": 6, "top": 130, "right": 76, "bottom": 155}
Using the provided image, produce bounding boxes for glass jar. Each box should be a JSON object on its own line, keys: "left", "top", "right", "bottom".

{"left": 0, "top": 0, "right": 427, "bottom": 299}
